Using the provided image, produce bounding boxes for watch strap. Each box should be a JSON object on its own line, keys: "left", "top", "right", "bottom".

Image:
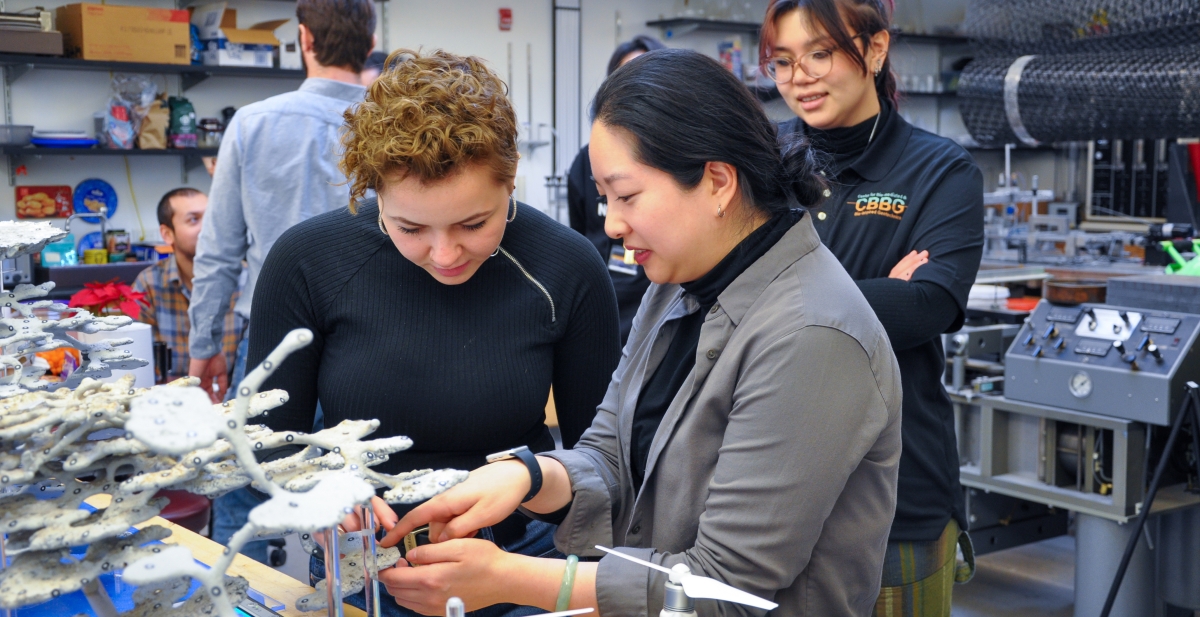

{"left": 512, "top": 447, "right": 543, "bottom": 503}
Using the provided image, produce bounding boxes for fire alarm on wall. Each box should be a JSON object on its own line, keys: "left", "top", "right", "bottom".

{"left": 499, "top": 8, "right": 512, "bottom": 31}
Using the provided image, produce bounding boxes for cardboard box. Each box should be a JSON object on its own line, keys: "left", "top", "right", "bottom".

{"left": 57, "top": 3, "right": 190, "bottom": 65}
{"left": 274, "top": 19, "right": 301, "bottom": 70}
{"left": 0, "top": 30, "right": 64, "bottom": 56}
{"left": 191, "top": 3, "right": 286, "bottom": 68}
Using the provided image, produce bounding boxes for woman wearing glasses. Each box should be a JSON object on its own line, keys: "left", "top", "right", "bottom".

{"left": 761, "top": 1, "right": 984, "bottom": 615}
{"left": 372, "top": 49, "right": 902, "bottom": 617}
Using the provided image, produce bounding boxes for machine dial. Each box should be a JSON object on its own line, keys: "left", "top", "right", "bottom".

{"left": 1069, "top": 371, "right": 1093, "bottom": 398}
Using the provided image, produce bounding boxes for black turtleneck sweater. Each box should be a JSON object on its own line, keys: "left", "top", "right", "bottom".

{"left": 249, "top": 200, "right": 621, "bottom": 489}
{"left": 630, "top": 209, "right": 803, "bottom": 490}
{"left": 807, "top": 112, "right": 880, "bottom": 176}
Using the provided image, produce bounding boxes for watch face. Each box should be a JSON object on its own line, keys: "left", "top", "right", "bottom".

{"left": 1069, "top": 371, "right": 1093, "bottom": 398}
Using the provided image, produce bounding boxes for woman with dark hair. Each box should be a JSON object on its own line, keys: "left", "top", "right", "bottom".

{"left": 567, "top": 35, "right": 665, "bottom": 344}
{"left": 761, "top": 1, "right": 984, "bottom": 614}
{"left": 374, "top": 48, "right": 902, "bottom": 617}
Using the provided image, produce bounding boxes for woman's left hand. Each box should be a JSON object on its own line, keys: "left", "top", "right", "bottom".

{"left": 378, "top": 538, "right": 512, "bottom": 615}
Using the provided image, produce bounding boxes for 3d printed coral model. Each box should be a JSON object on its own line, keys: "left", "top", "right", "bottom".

{"left": 0, "top": 221, "right": 468, "bottom": 617}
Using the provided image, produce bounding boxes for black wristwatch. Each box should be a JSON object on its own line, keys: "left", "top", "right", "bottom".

{"left": 486, "top": 445, "right": 543, "bottom": 503}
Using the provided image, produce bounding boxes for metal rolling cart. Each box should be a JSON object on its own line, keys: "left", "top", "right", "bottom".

{"left": 946, "top": 273, "right": 1200, "bottom": 616}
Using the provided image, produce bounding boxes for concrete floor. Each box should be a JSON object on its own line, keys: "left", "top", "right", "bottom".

{"left": 953, "top": 536, "right": 1075, "bottom": 617}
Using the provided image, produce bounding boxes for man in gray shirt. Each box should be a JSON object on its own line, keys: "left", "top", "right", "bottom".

{"left": 188, "top": 0, "right": 375, "bottom": 564}
{"left": 188, "top": 0, "right": 375, "bottom": 403}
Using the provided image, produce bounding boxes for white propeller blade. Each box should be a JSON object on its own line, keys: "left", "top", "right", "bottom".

{"left": 596, "top": 545, "right": 778, "bottom": 612}
{"left": 596, "top": 545, "right": 673, "bottom": 574}
{"left": 680, "top": 576, "right": 778, "bottom": 611}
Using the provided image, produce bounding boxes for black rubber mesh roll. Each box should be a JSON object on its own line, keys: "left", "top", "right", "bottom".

{"left": 964, "top": 0, "right": 1200, "bottom": 55}
{"left": 960, "top": 0, "right": 1200, "bottom": 146}
{"left": 958, "top": 47, "right": 1200, "bottom": 146}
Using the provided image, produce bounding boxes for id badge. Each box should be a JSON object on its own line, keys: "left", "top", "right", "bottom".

{"left": 608, "top": 245, "right": 638, "bottom": 276}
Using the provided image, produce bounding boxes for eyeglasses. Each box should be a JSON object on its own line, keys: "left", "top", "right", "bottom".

{"left": 763, "top": 49, "right": 836, "bottom": 83}
{"left": 763, "top": 33, "right": 871, "bottom": 83}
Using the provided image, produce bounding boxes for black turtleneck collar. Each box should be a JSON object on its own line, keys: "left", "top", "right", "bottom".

{"left": 681, "top": 208, "right": 804, "bottom": 307}
{"left": 806, "top": 100, "right": 891, "bottom": 176}
{"left": 631, "top": 207, "right": 804, "bottom": 491}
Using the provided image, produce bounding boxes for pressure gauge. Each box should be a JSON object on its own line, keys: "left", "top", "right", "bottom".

{"left": 1069, "top": 371, "right": 1093, "bottom": 398}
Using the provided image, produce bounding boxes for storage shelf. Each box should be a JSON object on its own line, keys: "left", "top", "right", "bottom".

{"left": 0, "top": 53, "right": 303, "bottom": 91}
{"left": 2, "top": 145, "right": 219, "bottom": 186}
{"left": 646, "top": 19, "right": 971, "bottom": 46}
{"left": 646, "top": 18, "right": 762, "bottom": 38}
{"left": 2, "top": 145, "right": 219, "bottom": 157}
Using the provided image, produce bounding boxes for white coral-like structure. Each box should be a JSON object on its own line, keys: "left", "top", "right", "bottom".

{"left": 0, "top": 282, "right": 149, "bottom": 398}
{"left": 0, "top": 325, "right": 467, "bottom": 617}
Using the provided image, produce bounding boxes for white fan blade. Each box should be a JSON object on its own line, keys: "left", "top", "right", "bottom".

{"left": 595, "top": 545, "right": 673, "bottom": 575}
{"left": 681, "top": 575, "right": 778, "bottom": 611}
{"left": 530, "top": 609, "right": 594, "bottom": 617}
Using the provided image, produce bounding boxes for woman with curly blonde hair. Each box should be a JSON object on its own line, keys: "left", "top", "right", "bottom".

{"left": 248, "top": 49, "right": 621, "bottom": 617}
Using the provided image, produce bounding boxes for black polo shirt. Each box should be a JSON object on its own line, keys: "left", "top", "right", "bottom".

{"left": 567, "top": 145, "right": 652, "bottom": 344}
{"left": 781, "top": 105, "right": 984, "bottom": 542}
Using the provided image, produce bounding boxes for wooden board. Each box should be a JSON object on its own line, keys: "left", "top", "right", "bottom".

{"left": 85, "top": 495, "right": 366, "bottom": 617}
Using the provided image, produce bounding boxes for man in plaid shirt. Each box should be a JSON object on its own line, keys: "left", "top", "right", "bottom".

{"left": 134, "top": 188, "right": 241, "bottom": 382}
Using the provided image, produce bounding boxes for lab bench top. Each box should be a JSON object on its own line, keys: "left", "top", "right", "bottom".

{"left": 85, "top": 494, "right": 366, "bottom": 617}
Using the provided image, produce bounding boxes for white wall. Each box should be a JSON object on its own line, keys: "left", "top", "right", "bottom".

{"left": 3, "top": 0, "right": 729, "bottom": 239}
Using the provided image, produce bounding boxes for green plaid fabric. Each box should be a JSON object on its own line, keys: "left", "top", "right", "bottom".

{"left": 874, "top": 521, "right": 975, "bottom": 617}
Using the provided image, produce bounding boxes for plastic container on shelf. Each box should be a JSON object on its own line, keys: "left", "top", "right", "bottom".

{"left": 0, "top": 125, "right": 35, "bottom": 146}
{"left": 40, "top": 234, "right": 78, "bottom": 267}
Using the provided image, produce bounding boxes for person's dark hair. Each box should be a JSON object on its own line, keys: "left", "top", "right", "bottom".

{"left": 363, "top": 50, "right": 388, "bottom": 73}
{"left": 296, "top": 0, "right": 376, "bottom": 73}
{"left": 606, "top": 35, "right": 666, "bottom": 76}
{"left": 592, "top": 49, "right": 826, "bottom": 215}
{"left": 156, "top": 188, "right": 203, "bottom": 230}
{"left": 759, "top": 0, "right": 898, "bottom": 105}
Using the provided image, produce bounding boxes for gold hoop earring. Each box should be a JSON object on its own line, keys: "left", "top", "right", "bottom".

{"left": 717, "top": 204, "right": 726, "bottom": 218}
{"left": 506, "top": 195, "right": 518, "bottom": 223}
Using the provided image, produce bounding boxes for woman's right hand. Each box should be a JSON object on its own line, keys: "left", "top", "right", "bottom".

{"left": 380, "top": 460, "right": 531, "bottom": 548}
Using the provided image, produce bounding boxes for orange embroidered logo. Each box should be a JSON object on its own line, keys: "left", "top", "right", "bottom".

{"left": 849, "top": 192, "right": 908, "bottom": 220}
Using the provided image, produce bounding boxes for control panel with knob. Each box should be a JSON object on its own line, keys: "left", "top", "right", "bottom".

{"left": 1004, "top": 300, "right": 1200, "bottom": 425}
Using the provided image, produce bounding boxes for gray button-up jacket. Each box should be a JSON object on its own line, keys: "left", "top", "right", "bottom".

{"left": 540, "top": 214, "right": 902, "bottom": 616}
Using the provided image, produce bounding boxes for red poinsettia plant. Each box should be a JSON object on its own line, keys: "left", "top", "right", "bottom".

{"left": 68, "top": 279, "right": 144, "bottom": 320}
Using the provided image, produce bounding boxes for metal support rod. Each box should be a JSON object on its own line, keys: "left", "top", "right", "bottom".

{"left": 1100, "top": 383, "right": 1200, "bottom": 617}
{"left": 361, "top": 506, "right": 381, "bottom": 617}
{"left": 379, "top": 0, "right": 388, "bottom": 52}
{"left": 526, "top": 43, "right": 533, "bottom": 130}
{"left": 82, "top": 578, "right": 119, "bottom": 617}
{"left": 3, "top": 64, "right": 13, "bottom": 188}
{"left": 324, "top": 527, "right": 344, "bottom": 617}
{"left": 1, "top": 531, "right": 8, "bottom": 617}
